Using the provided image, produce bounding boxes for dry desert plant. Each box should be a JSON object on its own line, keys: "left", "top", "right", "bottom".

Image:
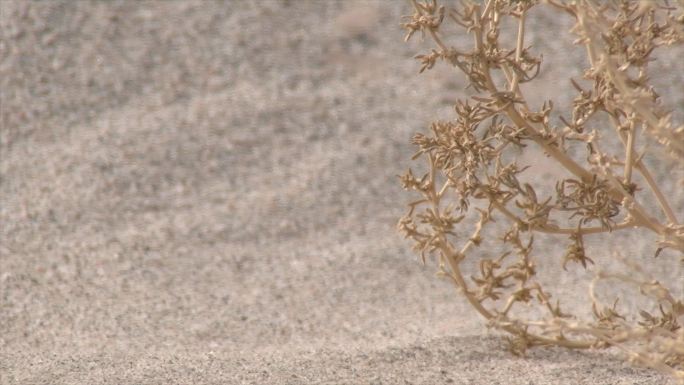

{"left": 398, "top": 0, "right": 684, "bottom": 380}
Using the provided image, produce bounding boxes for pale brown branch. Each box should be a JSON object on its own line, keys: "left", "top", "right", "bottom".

{"left": 400, "top": 0, "right": 684, "bottom": 378}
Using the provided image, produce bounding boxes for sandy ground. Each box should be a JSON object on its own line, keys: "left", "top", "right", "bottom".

{"left": 1, "top": 1, "right": 682, "bottom": 384}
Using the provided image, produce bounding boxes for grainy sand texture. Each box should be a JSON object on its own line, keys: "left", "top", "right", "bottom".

{"left": 1, "top": 1, "right": 682, "bottom": 384}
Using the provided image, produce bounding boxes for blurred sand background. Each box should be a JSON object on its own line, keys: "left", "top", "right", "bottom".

{"left": 1, "top": 1, "right": 682, "bottom": 384}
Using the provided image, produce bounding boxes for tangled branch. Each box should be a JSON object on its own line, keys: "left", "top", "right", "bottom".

{"left": 399, "top": 0, "right": 684, "bottom": 381}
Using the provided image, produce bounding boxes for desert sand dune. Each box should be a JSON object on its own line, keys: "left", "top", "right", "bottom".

{"left": 1, "top": 1, "right": 681, "bottom": 384}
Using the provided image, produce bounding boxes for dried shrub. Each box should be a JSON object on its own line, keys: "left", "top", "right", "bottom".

{"left": 398, "top": 0, "right": 684, "bottom": 380}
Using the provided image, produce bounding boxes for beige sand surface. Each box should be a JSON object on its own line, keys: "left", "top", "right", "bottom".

{"left": 1, "top": 1, "right": 682, "bottom": 384}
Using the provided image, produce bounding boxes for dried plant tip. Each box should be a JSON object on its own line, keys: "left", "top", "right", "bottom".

{"left": 399, "top": 0, "right": 684, "bottom": 379}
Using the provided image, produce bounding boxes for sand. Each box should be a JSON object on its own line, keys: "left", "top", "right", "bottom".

{"left": 1, "top": 1, "right": 681, "bottom": 384}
